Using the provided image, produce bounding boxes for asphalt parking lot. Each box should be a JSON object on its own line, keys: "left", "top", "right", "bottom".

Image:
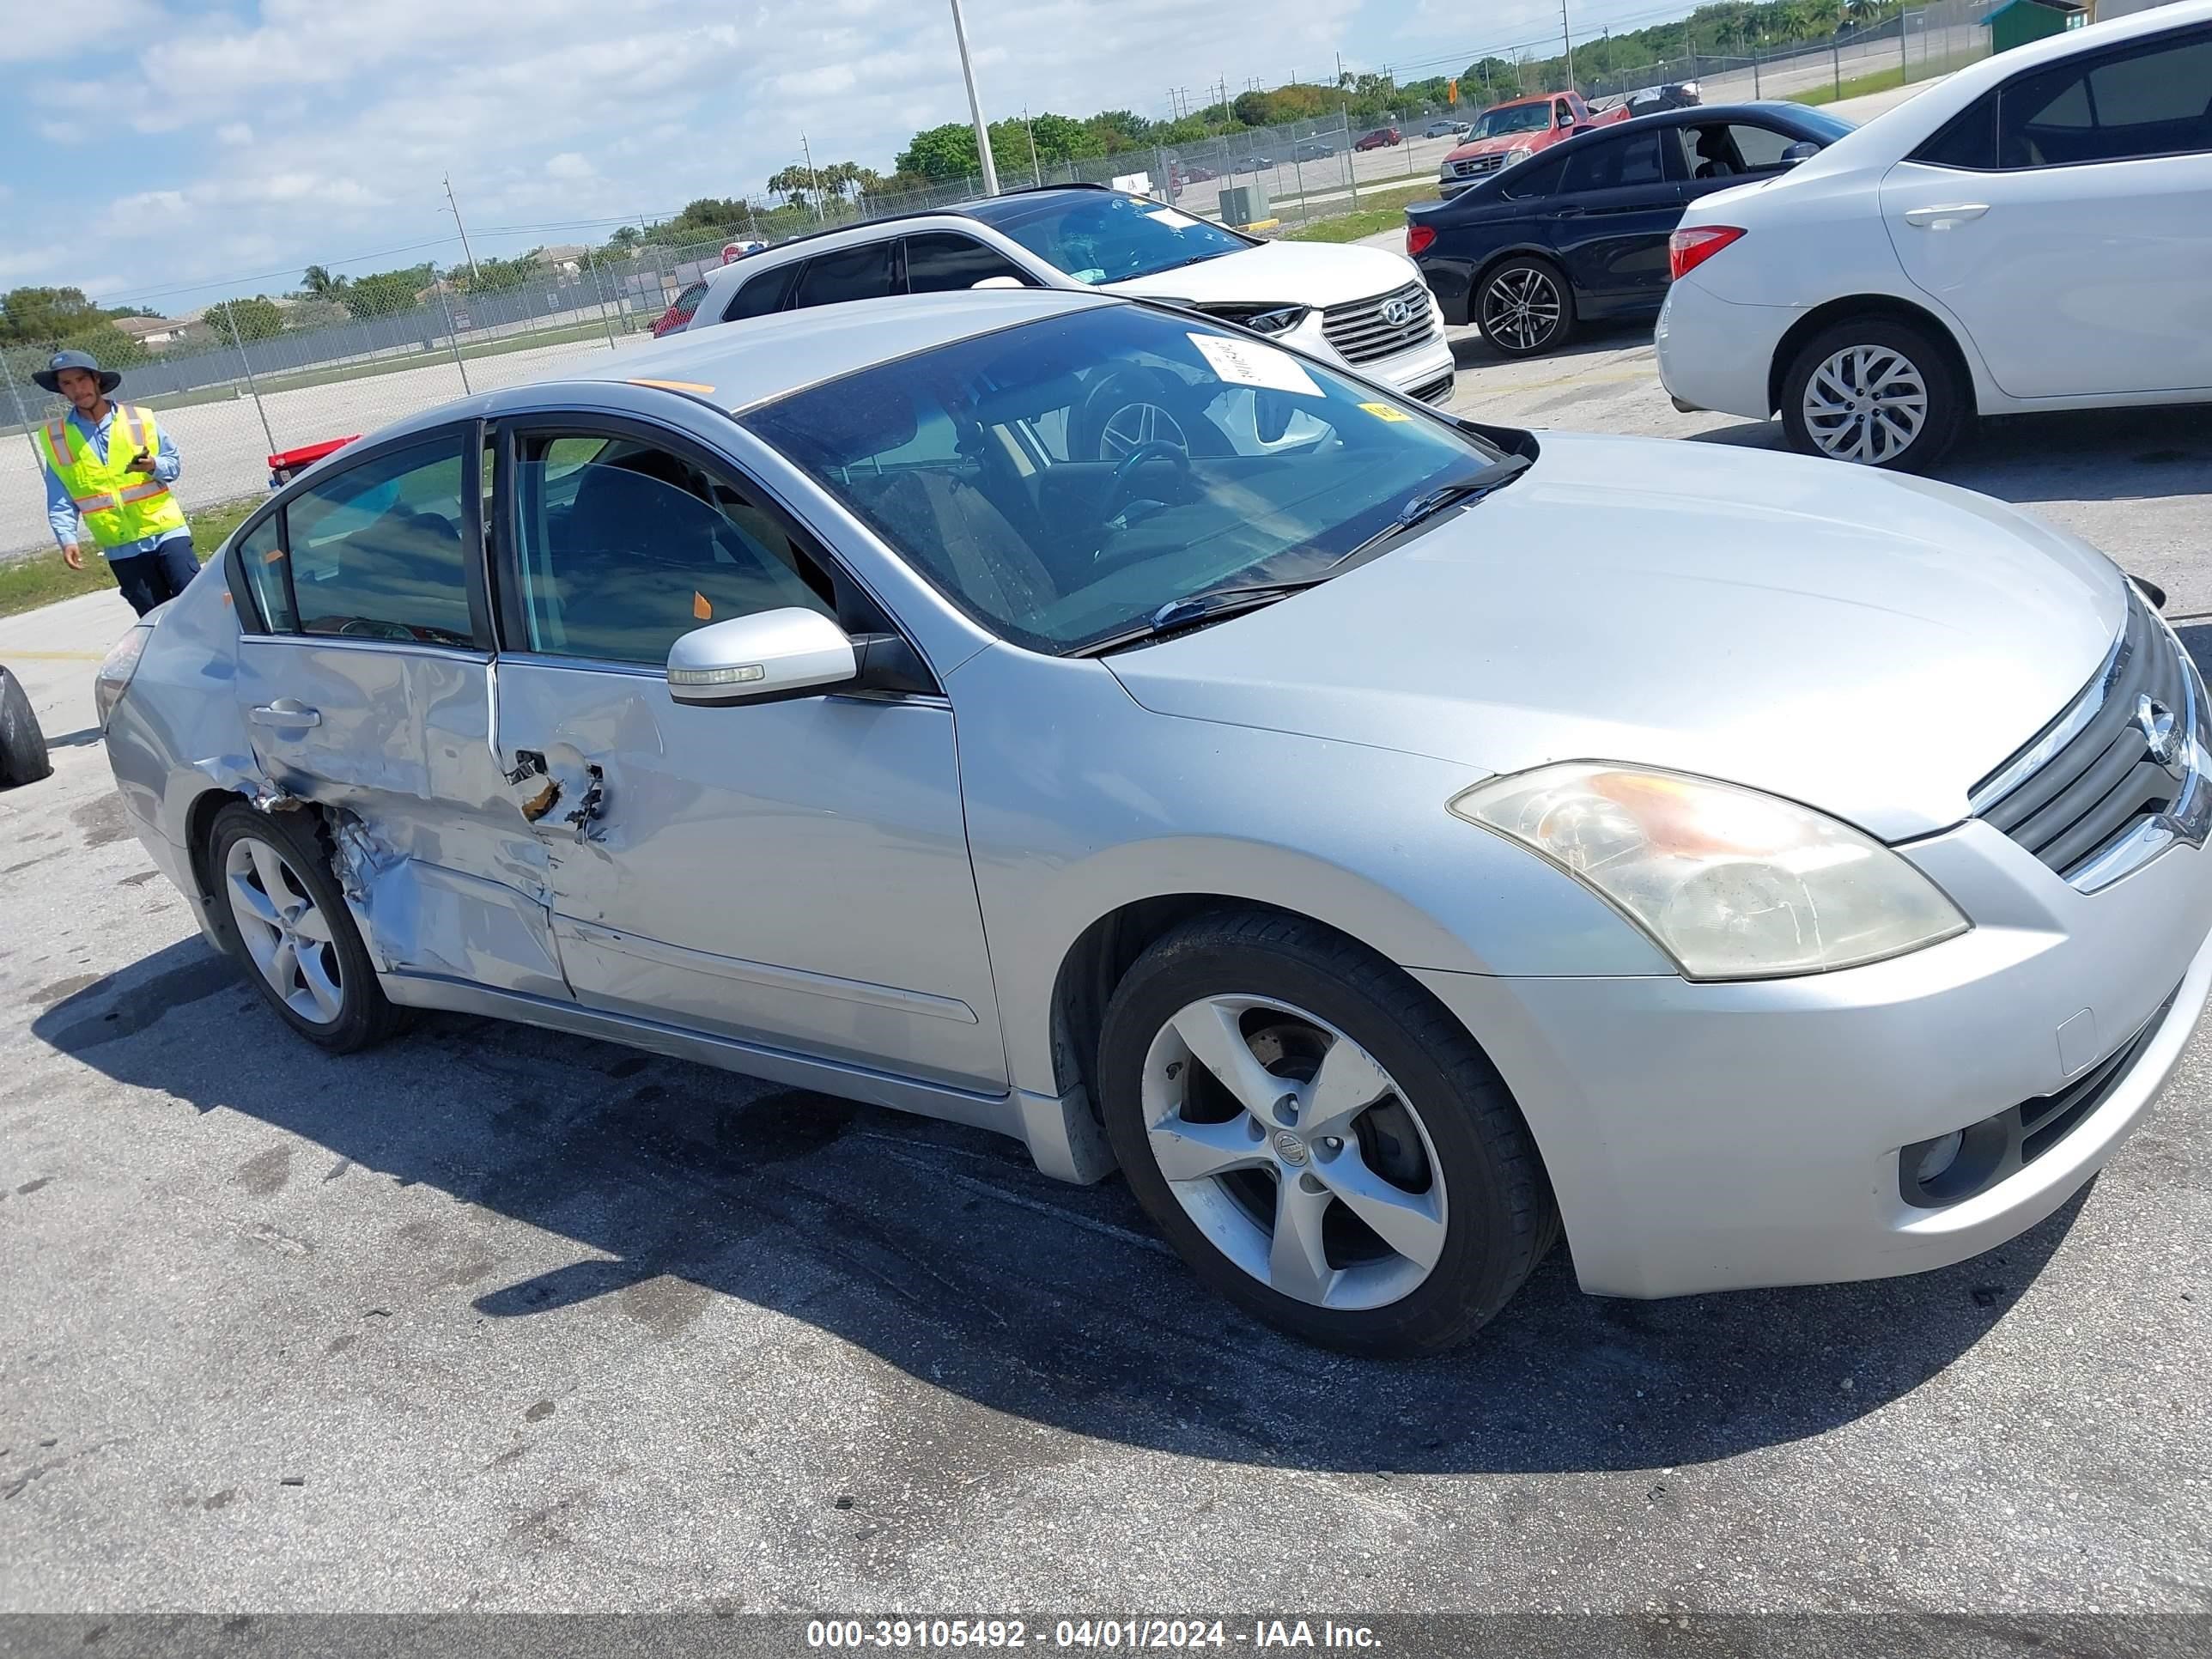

{"left": 3, "top": 329, "right": 2210, "bottom": 1620}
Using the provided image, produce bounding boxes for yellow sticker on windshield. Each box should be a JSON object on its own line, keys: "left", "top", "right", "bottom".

{"left": 1359, "top": 401, "right": 1412, "bottom": 422}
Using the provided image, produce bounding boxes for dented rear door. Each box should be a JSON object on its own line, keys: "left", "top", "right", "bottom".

{"left": 233, "top": 425, "right": 568, "bottom": 1000}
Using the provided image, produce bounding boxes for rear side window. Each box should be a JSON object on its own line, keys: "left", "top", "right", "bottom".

{"left": 234, "top": 514, "right": 295, "bottom": 632}
{"left": 902, "top": 232, "right": 1031, "bottom": 294}
{"left": 723, "top": 264, "right": 796, "bottom": 321}
{"left": 1499, "top": 155, "right": 1566, "bottom": 200}
{"left": 1559, "top": 129, "right": 1669, "bottom": 192}
{"left": 790, "top": 243, "right": 896, "bottom": 309}
{"left": 667, "top": 281, "right": 707, "bottom": 319}
{"left": 283, "top": 434, "right": 477, "bottom": 647}
{"left": 1995, "top": 30, "right": 2212, "bottom": 167}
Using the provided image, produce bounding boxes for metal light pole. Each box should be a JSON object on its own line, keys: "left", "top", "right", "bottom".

{"left": 1559, "top": 0, "right": 1575, "bottom": 89}
{"left": 442, "top": 174, "right": 482, "bottom": 287}
{"left": 947, "top": 0, "right": 1000, "bottom": 197}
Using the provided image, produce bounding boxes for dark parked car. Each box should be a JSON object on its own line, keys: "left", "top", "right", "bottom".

{"left": 1625, "top": 80, "right": 1703, "bottom": 113}
{"left": 1406, "top": 102, "right": 1852, "bottom": 358}
{"left": 1231, "top": 155, "right": 1273, "bottom": 174}
{"left": 1291, "top": 139, "right": 1336, "bottom": 161}
{"left": 1353, "top": 126, "right": 1403, "bottom": 150}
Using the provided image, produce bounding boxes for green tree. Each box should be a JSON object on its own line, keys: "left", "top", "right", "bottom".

{"left": 897, "top": 122, "right": 987, "bottom": 182}
{"left": 0, "top": 285, "right": 108, "bottom": 345}
{"left": 300, "top": 264, "right": 350, "bottom": 300}
{"left": 341, "top": 270, "right": 427, "bottom": 319}
{"left": 203, "top": 295, "right": 284, "bottom": 343}
{"left": 459, "top": 252, "right": 542, "bottom": 294}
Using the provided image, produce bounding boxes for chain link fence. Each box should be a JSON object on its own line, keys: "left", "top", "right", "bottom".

{"left": 3, "top": 3, "right": 1990, "bottom": 561}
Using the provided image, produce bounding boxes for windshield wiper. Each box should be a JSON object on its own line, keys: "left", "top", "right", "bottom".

{"left": 1068, "top": 582, "right": 1322, "bottom": 657}
{"left": 1324, "top": 455, "right": 1533, "bottom": 574}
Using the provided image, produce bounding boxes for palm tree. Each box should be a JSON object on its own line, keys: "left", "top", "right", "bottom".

{"left": 300, "top": 264, "right": 349, "bottom": 299}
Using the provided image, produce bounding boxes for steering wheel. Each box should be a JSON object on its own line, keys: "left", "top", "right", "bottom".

{"left": 1104, "top": 439, "right": 1192, "bottom": 520}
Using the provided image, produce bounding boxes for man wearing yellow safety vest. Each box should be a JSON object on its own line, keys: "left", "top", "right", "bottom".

{"left": 35, "top": 349, "right": 201, "bottom": 617}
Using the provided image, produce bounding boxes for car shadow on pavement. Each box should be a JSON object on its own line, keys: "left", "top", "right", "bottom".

{"left": 35, "top": 935, "right": 2077, "bottom": 1477}
{"left": 1451, "top": 325, "right": 1652, "bottom": 371}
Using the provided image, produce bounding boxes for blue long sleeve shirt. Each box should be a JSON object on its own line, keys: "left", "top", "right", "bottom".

{"left": 43, "top": 403, "right": 186, "bottom": 559}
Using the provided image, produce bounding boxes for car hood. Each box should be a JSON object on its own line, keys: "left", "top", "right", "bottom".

{"left": 1446, "top": 132, "right": 1547, "bottom": 161}
{"left": 1104, "top": 434, "right": 2128, "bottom": 841}
{"left": 1104, "top": 238, "right": 1419, "bottom": 309}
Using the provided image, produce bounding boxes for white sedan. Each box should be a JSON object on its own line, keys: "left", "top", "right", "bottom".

{"left": 1657, "top": 0, "right": 2212, "bottom": 470}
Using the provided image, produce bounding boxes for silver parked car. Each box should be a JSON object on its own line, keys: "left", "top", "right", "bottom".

{"left": 97, "top": 289, "right": 2212, "bottom": 1354}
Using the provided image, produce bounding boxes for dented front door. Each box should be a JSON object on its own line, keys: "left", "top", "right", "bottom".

{"left": 487, "top": 418, "right": 1006, "bottom": 1093}
{"left": 233, "top": 426, "right": 568, "bottom": 1000}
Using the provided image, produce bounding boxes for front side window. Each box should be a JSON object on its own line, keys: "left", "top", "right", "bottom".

{"left": 283, "top": 434, "right": 476, "bottom": 646}
{"left": 1560, "top": 129, "right": 1670, "bottom": 192}
{"left": 512, "top": 432, "right": 832, "bottom": 666}
{"left": 903, "top": 232, "right": 1032, "bottom": 294}
{"left": 1554, "top": 100, "right": 1577, "bottom": 127}
{"left": 791, "top": 243, "right": 896, "bottom": 309}
{"left": 234, "top": 513, "right": 295, "bottom": 632}
{"left": 742, "top": 305, "right": 1508, "bottom": 655}
{"left": 978, "top": 192, "right": 1249, "bottom": 286}
{"left": 1996, "top": 31, "right": 2212, "bottom": 167}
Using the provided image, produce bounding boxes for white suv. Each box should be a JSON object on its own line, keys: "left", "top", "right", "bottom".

{"left": 1656, "top": 0, "right": 2212, "bottom": 470}
{"left": 682, "top": 185, "right": 1457, "bottom": 411}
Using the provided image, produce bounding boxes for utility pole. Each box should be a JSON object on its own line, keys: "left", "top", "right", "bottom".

{"left": 1559, "top": 0, "right": 1576, "bottom": 89}
{"left": 947, "top": 0, "right": 999, "bottom": 196}
{"left": 442, "top": 173, "right": 482, "bottom": 287}
{"left": 1335, "top": 52, "right": 1358, "bottom": 206}
{"left": 1024, "top": 106, "right": 1042, "bottom": 186}
{"left": 801, "top": 131, "right": 826, "bottom": 224}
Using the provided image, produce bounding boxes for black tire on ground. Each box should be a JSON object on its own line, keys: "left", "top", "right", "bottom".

{"left": 1475, "top": 256, "right": 1576, "bottom": 359}
{"left": 205, "top": 801, "right": 402, "bottom": 1054}
{"left": 0, "top": 667, "right": 52, "bottom": 789}
{"left": 1778, "top": 315, "right": 1966, "bottom": 474}
{"left": 1097, "top": 908, "right": 1559, "bottom": 1357}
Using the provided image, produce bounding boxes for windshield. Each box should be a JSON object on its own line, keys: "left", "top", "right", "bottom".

{"left": 742, "top": 304, "right": 1505, "bottom": 655}
{"left": 981, "top": 191, "right": 1251, "bottom": 285}
{"left": 1469, "top": 102, "right": 1556, "bottom": 139}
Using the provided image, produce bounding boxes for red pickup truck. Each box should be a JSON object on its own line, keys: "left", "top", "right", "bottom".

{"left": 1437, "top": 91, "right": 1629, "bottom": 197}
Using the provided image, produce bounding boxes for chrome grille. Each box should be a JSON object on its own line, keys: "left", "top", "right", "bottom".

{"left": 1972, "top": 591, "right": 2203, "bottom": 888}
{"left": 1451, "top": 155, "right": 1505, "bottom": 179}
{"left": 1321, "top": 281, "right": 1439, "bottom": 366}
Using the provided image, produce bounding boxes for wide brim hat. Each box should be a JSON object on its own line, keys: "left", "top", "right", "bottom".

{"left": 33, "top": 349, "right": 122, "bottom": 396}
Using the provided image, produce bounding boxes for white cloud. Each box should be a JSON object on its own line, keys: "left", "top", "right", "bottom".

{"left": 0, "top": 0, "right": 165, "bottom": 64}
{"left": 544, "top": 153, "right": 598, "bottom": 182}
{"left": 217, "top": 122, "right": 254, "bottom": 146}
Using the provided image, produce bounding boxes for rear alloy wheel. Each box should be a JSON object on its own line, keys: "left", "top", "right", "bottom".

{"left": 208, "top": 802, "right": 399, "bottom": 1054}
{"left": 1477, "top": 258, "right": 1574, "bottom": 357}
{"left": 1099, "top": 910, "right": 1557, "bottom": 1355}
{"left": 1781, "top": 317, "right": 1965, "bottom": 472}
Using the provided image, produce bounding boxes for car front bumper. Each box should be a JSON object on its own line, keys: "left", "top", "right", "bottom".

{"left": 1655, "top": 275, "right": 1799, "bottom": 421}
{"left": 1413, "top": 813, "right": 2212, "bottom": 1301}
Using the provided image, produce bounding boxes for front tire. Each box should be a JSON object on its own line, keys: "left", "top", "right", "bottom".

{"left": 1779, "top": 317, "right": 1965, "bottom": 472}
{"left": 1097, "top": 910, "right": 1557, "bottom": 1356}
{"left": 0, "top": 668, "right": 52, "bottom": 788}
{"left": 206, "top": 802, "right": 399, "bottom": 1054}
{"left": 1476, "top": 257, "right": 1575, "bottom": 358}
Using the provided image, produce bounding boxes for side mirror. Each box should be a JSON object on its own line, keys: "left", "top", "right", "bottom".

{"left": 666, "top": 609, "right": 856, "bottom": 706}
{"left": 1780, "top": 141, "right": 1820, "bottom": 167}
{"left": 970, "top": 275, "right": 1024, "bottom": 290}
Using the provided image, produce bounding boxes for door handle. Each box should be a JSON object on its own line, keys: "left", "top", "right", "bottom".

{"left": 1904, "top": 203, "right": 1989, "bottom": 228}
{"left": 250, "top": 700, "right": 321, "bottom": 728}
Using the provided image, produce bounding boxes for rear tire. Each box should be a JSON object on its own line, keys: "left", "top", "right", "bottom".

{"left": 1097, "top": 908, "right": 1558, "bottom": 1356}
{"left": 1476, "top": 257, "right": 1576, "bottom": 358}
{"left": 0, "top": 668, "right": 52, "bottom": 788}
{"left": 206, "top": 802, "right": 400, "bottom": 1054}
{"left": 1779, "top": 316, "right": 1966, "bottom": 473}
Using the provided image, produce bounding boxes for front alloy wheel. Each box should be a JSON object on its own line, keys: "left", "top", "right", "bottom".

{"left": 1099, "top": 910, "right": 1558, "bottom": 1355}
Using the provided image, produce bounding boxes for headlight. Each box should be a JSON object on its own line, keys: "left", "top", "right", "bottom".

{"left": 94, "top": 623, "right": 150, "bottom": 732}
{"left": 1504, "top": 146, "right": 1534, "bottom": 167}
{"left": 1450, "top": 763, "right": 1967, "bottom": 981}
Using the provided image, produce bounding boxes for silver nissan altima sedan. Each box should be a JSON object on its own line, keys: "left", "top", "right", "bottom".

{"left": 95, "top": 288, "right": 2212, "bottom": 1354}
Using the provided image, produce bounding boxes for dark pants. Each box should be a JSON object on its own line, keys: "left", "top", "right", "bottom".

{"left": 110, "top": 534, "right": 201, "bottom": 617}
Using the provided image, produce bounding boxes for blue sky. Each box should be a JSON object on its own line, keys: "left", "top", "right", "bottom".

{"left": 0, "top": 0, "right": 1698, "bottom": 314}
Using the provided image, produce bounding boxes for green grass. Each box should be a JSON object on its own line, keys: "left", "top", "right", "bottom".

{"left": 1789, "top": 51, "right": 1987, "bottom": 106}
{"left": 0, "top": 496, "right": 262, "bottom": 621}
{"left": 1279, "top": 181, "right": 1439, "bottom": 244}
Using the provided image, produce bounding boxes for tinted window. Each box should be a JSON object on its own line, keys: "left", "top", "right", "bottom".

{"left": 1500, "top": 155, "right": 1566, "bottom": 200}
{"left": 743, "top": 305, "right": 1503, "bottom": 656}
{"left": 791, "top": 243, "right": 896, "bottom": 309}
{"left": 1915, "top": 92, "right": 1999, "bottom": 169}
{"left": 234, "top": 514, "right": 295, "bottom": 633}
{"left": 723, "top": 264, "right": 796, "bottom": 320}
{"left": 669, "top": 281, "right": 708, "bottom": 315}
{"left": 1560, "top": 128, "right": 1669, "bottom": 192}
{"left": 284, "top": 434, "right": 475, "bottom": 646}
{"left": 1997, "top": 32, "right": 2212, "bottom": 167}
{"left": 902, "top": 232, "right": 1030, "bottom": 294}
{"left": 1726, "top": 123, "right": 1802, "bottom": 172}
{"left": 980, "top": 191, "right": 1248, "bottom": 285}
{"left": 514, "top": 433, "right": 833, "bottom": 666}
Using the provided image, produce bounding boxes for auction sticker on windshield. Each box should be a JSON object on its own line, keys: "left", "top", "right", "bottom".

{"left": 1359, "top": 400, "right": 1412, "bottom": 422}
{"left": 1146, "top": 207, "right": 1204, "bottom": 229}
{"left": 1188, "top": 334, "right": 1322, "bottom": 397}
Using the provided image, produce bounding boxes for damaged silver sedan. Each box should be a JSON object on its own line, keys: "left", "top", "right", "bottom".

{"left": 95, "top": 289, "right": 2212, "bottom": 1354}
